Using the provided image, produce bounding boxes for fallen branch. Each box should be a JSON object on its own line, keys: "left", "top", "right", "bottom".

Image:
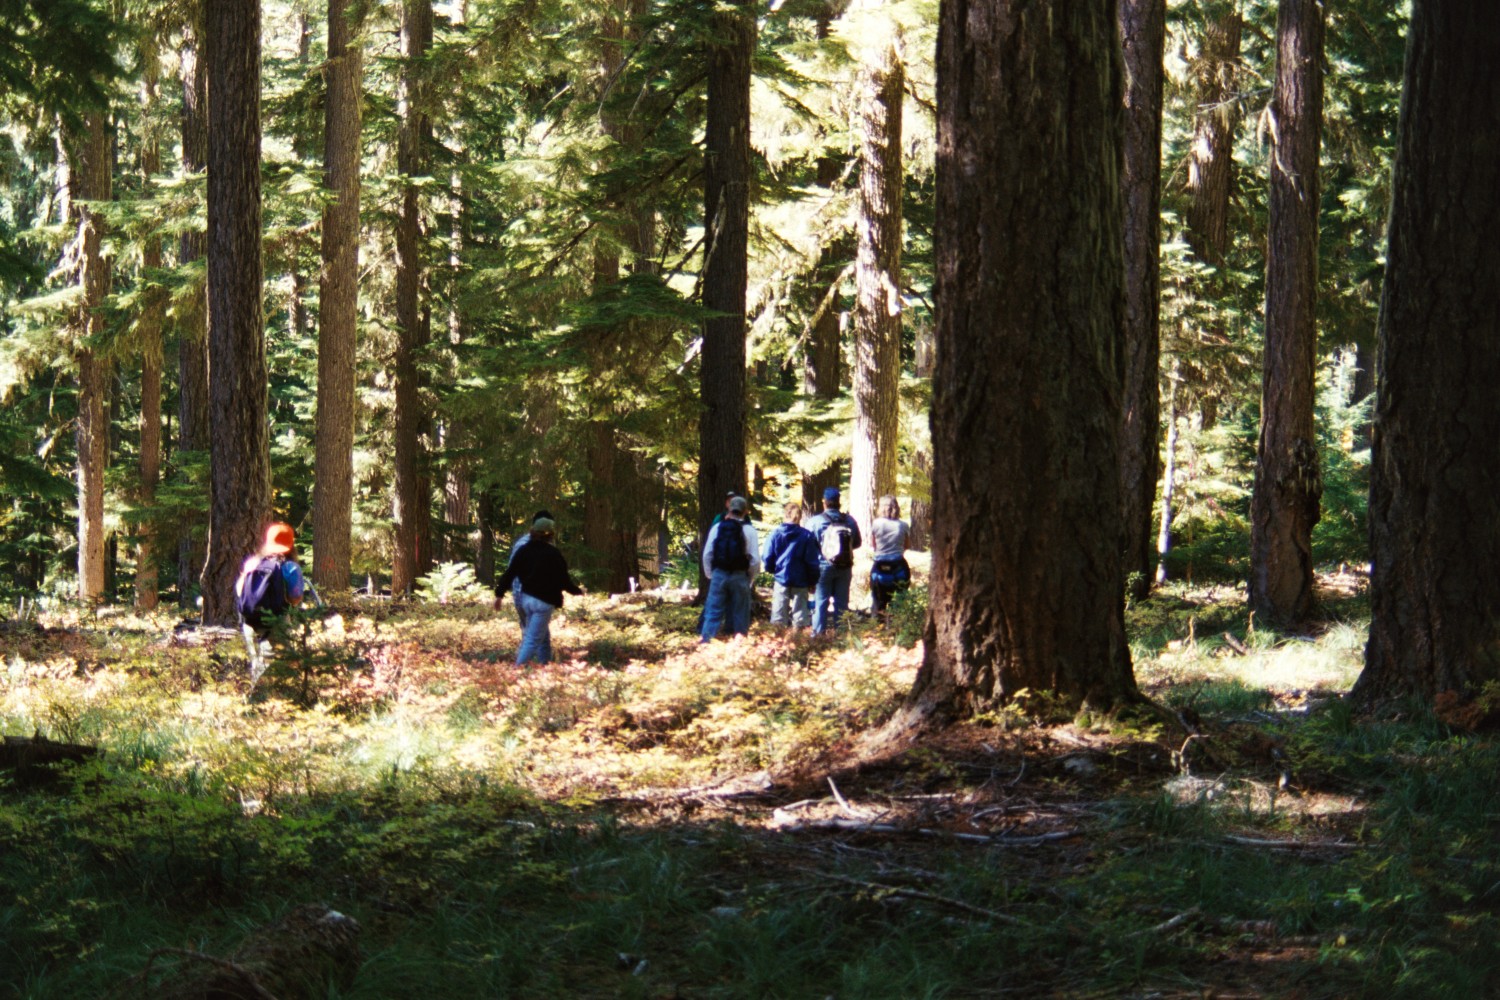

{"left": 1126, "top": 906, "right": 1201, "bottom": 940}
{"left": 1222, "top": 834, "right": 1361, "bottom": 851}
{"left": 804, "top": 869, "right": 1029, "bottom": 926}
{"left": 769, "top": 813, "right": 1078, "bottom": 846}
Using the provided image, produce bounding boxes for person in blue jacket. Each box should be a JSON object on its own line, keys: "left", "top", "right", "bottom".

{"left": 761, "top": 501, "right": 821, "bottom": 628}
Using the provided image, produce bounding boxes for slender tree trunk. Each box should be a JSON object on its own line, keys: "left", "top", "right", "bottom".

{"left": 850, "top": 39, "right": 904, "bottom": 536}
{"left": 201, "top": 0, "right": 270, "bottom": 626}
{"left": 312, "top": 0, "right": 363, "bottom": 593}
{"left": 1156, "top": 364, "right": 1180, "bottom": 584}
{"left": 907, "top": 321, "right": 933, "bottom": 550}
{"left": 1119, "top": 0, "right": 1166, "bottom": 602}
{"left": 801, "top": 151, "right": 847, "bottom": 511}
{"left": 391, "top": 0, "right": 433, "bottom": 596}
{"left": 136, "top": 74, "right": 166, "bottom": 611}
{"left": 1186, "top": 9, "right": 1242, "bottom": 270}
{"left": 1249, "top": 0, "right": 1324, "bottom": 625}
{"left": 696, "top": 4, "right": 755, "bottom": 581}
{"left": 1353, "top": 3, "right": 1500, "bottom": 707}
{"left": 178, "top": 14, "right": 209, "bottom": 607}
{"left": 906, "top": 0, "right": 1137, "bottom": 720}
{"left": 64, "top": 110, "right": 111, "bottom": 605}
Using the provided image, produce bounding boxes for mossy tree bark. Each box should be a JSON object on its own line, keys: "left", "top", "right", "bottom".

{"left": 907, "top": 0, "right": 1137, "bottom": 719}
{"left": 176, "top": 10, "right": 210, "bottom": 607}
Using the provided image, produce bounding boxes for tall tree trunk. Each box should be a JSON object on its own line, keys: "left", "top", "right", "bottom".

{"left": 65, "top": 110, "right": 111, "bottom": 605}
{"left": 849, "top": 39, "right": 904, "bottom": 536}
{"left": 801, "top": 152, "right": 847, "bottom": 511}
{"left": 1353, "top": 3, "right": 1500, "bottom": 707}
{"left": 136, "top": 73, "right": 166, "bottom": 612}
{"left": 312, "top": 0, "right": 363, "bottom": 593}
{"left": 696, "top": 4, "right": 755, "bottom": 585}
{"left": 1119, "top": 0, "right": 1166, "bottom": 603}
{"left": 201, "top": 0, "right": 270, "bottom": 626}
{"left": 1186, "top": 9, "right": 1242, "bottom": 270}
{"left": 1155, "top": 363, "right": 1181, "bottom": 584}
{"left": 1249, "top": 0, "right": 1323, "bottom": 625}
{"left": 391, "top": 0, "right": 433, "bottom": 596}
{"left": 177, "top": 12, "right": 209, "bottom": 607}
{"left": 907, "top": 320, "right": 933, "bottom": 550}
{"left": 906, "top": 0, "right": 1137, "bottom": 720}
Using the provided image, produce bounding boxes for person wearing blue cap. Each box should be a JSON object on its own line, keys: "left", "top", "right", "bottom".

{"left": 804, "top": 486, "right": 862, "bottom": 635}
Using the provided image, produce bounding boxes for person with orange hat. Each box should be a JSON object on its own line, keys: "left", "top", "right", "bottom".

{"left": 235, "top": 521, "right": 307, "bottom": 678}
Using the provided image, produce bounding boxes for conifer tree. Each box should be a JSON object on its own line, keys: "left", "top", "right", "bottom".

{"left": 907, "top": 0, "right": 1137, "bottom": 719}
{"left": 1250, "top": 0, "right": 1324, "bottom": 624}
{"left": 201, "top": 0, "right": 270, "bottom": 625}
{"left": 312, "top": 0, "right": 364, "bottom": 592}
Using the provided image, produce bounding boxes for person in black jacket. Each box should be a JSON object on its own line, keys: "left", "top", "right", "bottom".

{"left": 493, "top": 518, "right": 582, "bottom": 664}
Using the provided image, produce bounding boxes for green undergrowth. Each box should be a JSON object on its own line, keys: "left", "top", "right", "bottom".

{"left": 1, "top": 584, "right": 1497, "bottom": 997}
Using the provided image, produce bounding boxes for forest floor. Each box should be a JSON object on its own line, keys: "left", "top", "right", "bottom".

{"left": 2, "top": 567, "right": 1497, "bottom": 999}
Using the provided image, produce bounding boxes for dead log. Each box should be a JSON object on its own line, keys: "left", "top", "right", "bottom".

{"left": 120, "top": 904, "right": 362, "bottom": 1000}
{"left": 0, "top": 734, "right": 100, "bottom": 783}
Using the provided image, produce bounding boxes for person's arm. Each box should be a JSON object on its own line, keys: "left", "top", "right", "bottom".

{"left": 557, "top": 550, "right": 584, "bottom": 596}
{"left": 701, "top": 523, "right": 718, "bottom": 578}
{"left": 745, "top": 524, "right": 761, "bottom": 578}
{"left": 495, "top": 545, "right": 525, "bottom": 600}
{"left": 851, "top": 516, "right": 863, "bottom": 550}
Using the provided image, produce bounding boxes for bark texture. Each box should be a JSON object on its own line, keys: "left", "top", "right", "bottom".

{"left": 1249, "top": 0, "right": 1323, "bottom": 624}
{"left": 696, "top": 6, "right": 755, "bottom": 558}
{"left": 201, "top": 0, "right": 270, "bottom": 625}
{"left": 1186, "top": 10, "right": 1242, "bottom": 269}
{"left": 392, "top": 0, "right": 433, "bottom": 596}
{"left": 850, "top": 40, "right": 904, "bottom": 536}
{"left": 313, "top": 0, "right": 363, "bottom": 592}
{"left": 65, "top": 110, "right": 111, "bottom": 604}
{"left": 1118, "top": 0, "right": 1166, "bottom": 602}
{"left": 1354, "top": 3, "right": 1500, "bottom": 706}
{"left": 801, "top": 153, "right": 847, "bottom": 510}
{"left": 908, "top": 0, "right": 1136, "bottom": 718}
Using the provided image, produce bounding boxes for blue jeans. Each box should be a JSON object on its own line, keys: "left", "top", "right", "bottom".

{"left": 515, "top": 591, "right": 556, "bottom": 664}
{"left": 701, "top": 569, "right": 752, "bottom": 641}
{"left": 813, "top": 564, "right": 853, "bottom": 635}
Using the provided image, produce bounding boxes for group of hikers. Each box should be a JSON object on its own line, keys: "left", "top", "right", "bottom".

{"left": 233, "top": 487, "right": 912, "bottom": 671}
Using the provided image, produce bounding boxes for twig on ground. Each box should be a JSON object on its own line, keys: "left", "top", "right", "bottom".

{"left": 1126, "top": 906, "right": 1202, "bottom": 939}
{"left": 827, "top": 776, "right": 858, "bottom": 818}
{"left": 801, "top": 869, "right": 1029, "bottom": 926}
{"left": 1222, "top": 834, "right": 1361, "bottom": 851}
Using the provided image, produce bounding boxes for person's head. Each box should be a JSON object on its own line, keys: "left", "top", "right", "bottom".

{"left": 727, "top": 496, "right": 748, "bottom": 520}
{"left": 782, "top": 501, "right": 804, "bottom": 525}
{"left": 879, "top": 495, "right": 900, "bottom": 520}
{"left": 260, "top": 521, "right": 295, "bottom": 557}
{"left": 822, "top": 486, "right": 841, "bottom": 510}
{"left": 530, "top": 516, "right": 556, "bottom": 542}
{"left": 532, "top": 509, "right": 554, "bottom": 524}
{"left": 723, "top": 491, "right": 736, "bottom": 511}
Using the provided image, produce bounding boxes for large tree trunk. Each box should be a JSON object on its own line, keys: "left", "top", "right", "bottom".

{"left": 1118, "top": 0, "right": 1166, "bottom": 603}
{"left": 1249, "top": 0, "right": 1324, "bottom": 625}
{"left": 136, "top": 73, "right": 166, "bottom": 612}
{"left": 65, "top": 109, "right": 111, "bottom": 605}
{"left": 696, "top": 4, "right": 754, "bottom": 584}
{"left": 201, "top": 0, "right": 270, "bottom": 626}
{"left": 907, "top": 0, "right": 1137, "bottom": 719}
{"left": 801, "top": 152, "right": 847, "bottom": 511}
{"left": 849, "top": 39, "right": 904, "bottom": 537}
{"left": 177, "top": 14, "right": 209, "bottom": 607}
{"left": 391, "top": 0, "right": 433, "bottom": 597}
{"left": 1353, "top": 4, "right": 1500, "bottom": 708}
{"left": 312, "top": 0, "right": 363, "bottom": 593}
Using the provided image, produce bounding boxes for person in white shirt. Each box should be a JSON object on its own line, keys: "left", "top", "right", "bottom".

{"left": 868, "top": 495, "right": 911, "bottom": 616}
